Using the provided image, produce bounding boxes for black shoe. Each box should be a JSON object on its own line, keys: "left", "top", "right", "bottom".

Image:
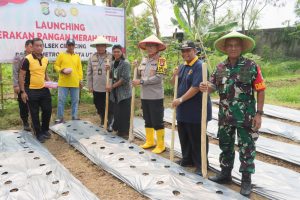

{"left": 107, "top": 126, "right": 113, "bottom": 132}
{"left": 42, "top": 131, "right": 51, "bottom": 139}
{"left": 23, "top": 122, "right": 31, "bottom": 131}
{"left": 175, "top": 160, "right": 194, "bottom": 167}
{"left": 208, "top": 168, "right": 232, "bottom": 184}
{"left": 37, "top": 135, "right": 45, "bottom": 143}
{"left": 195, "top": 168, "right": 203, "bottom": 176}
{"left": 240, "top": 173, "right": 252, "bottom": 196}
{"left": 72, "top": 117, "right": 80, "bottom": 120}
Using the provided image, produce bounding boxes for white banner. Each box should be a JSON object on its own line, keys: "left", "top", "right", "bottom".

{"left": 0, "top": 0, "right": 125, "bottom": 62}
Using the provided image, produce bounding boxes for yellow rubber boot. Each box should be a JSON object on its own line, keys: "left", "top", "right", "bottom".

{"left": 152, "top": 129, "right": 166, "bottom": 154}
{"left": 140, "top": 128, "right": 156, "bottom": 149}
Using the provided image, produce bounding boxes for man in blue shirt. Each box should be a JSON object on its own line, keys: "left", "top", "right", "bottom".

{"left": 172, "top": 41, "right": 212, "bottom": 176}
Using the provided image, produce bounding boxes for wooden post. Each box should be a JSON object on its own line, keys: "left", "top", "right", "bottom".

{"left": 128, "top": 66, "right": 137, "bottom": 142}
{"left": 104, "top": 59, "right": 110, "bottom": 130}
{"left": 170, "top": 74, "right": 178, "bottom": 161}
{"left": 0, "top": 63, "right": 3, "bottom": 110}
{"left": 201, "top": 62, "right": 208, "bottom": 178}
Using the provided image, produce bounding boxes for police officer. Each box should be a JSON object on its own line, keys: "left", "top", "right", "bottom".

{"left": 132, "top": 35, "right": 167, "bottom": 154}
{"left": 199, "top": 31, "right": 266, "bottom": 196}
{"left": 172, "top": 41, "right": 212, "bottom": 176}
{"left": 87, "top": 36, "right": 114, "bottom": 131}
{"left": 12, "top": 39, "right": 33, "bottom": 131}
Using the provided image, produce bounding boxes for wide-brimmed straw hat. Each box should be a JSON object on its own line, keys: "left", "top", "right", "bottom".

{"left": 90, "top": 36, "right": 112, "bottom": 48}
{"left": 138, "top": 35, "right": 166, "bottom": 51}
{"left": 214, "top": 31, "right": 256, "bottom": 54}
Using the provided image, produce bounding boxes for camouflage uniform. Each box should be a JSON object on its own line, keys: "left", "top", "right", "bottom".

{"left": 211, "top": 56, "right": 265, "bottom": 174}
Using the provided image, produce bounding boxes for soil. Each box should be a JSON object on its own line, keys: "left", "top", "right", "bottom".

{"left": 3, "top": 102, "right": 300, "bottom": 200}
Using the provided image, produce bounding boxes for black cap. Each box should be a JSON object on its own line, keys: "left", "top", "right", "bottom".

{"left": 66, "top": 39, "right": 75, "bottom": 45}
{"left": 180, "top": 40, "right": 196, "bottom": 50}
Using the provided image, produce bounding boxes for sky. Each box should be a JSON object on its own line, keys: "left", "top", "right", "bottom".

{"left": 71, "top": 0, "right": 298, "bottom": 37}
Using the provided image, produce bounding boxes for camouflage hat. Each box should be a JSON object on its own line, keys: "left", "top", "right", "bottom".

{"left": 214, "top": 31, "right": 256, "bottom": 54}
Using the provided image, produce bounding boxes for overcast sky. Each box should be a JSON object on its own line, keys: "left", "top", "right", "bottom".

{"left": 71, "top": 0, "right": 297, "bottom": 37}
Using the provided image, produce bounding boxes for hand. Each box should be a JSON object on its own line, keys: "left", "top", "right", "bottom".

{"left": 172, "top": 98, "right": 181, "bottom": 108}
{"left": 173, "top": 67, "right": 179, "bottom": 76}
{"left": 62, "top": 68, "right": 72, "bottom": 75}
{"left": 253, "top": 114, "right": 262, "bottom": 130}
{"left": 132, "top": 79, "right": 140, "bottom": 87}
{"left": 89, "top": 88, "right": 93, "bottom": 93}
{"left": 14, "top": 86, "right": 20, "bottom": 94}
{"left": 133, "top": 60, "right": 139, "bottom": 67}
{"left": 79, "top": 81, "right": 83, "bottom": 89}
{"left": 21, "top": 92, "right": 28, "bottom": 103}
{"left": 105, "top": 64, "right": 110, "bottom": 71}
{"left": 199, "top": 82, "right": 208, "bottom": 92}
{"left": 106, "top": 85, "right": 112, "bottom": 92}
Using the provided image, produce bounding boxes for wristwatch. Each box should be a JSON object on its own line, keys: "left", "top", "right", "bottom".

{"left": 256, "top": 110, "right": 264, "bottom": 115}
{"left": 140, "top": 80, "right": 144, "bottom": 85}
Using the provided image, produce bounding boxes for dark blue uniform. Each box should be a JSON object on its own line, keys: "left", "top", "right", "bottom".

{"left": 176, "top": 57, "right": 212, "bottom": 170}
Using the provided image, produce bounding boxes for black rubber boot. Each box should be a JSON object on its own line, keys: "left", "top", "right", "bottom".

{"left": 208, "top": 168, "right": 232, "bottom": 184}
{"left": 240, "top": 173, "right": 252, "bottom": 196}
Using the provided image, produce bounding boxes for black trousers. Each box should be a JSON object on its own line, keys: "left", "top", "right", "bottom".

{"left": 141, "top": 99, "right": 164, "bottom": 130}
{"left": 17, "top": 93, "right": 29, "bottom": 124}
{"left": 93, "top": 91, "right": 113, "bottom": 125}
{"left": 112, "top": 97, "right": 131, "bottom": 133}
{"left": 177, "top": 122, "right": 209, "bottom": 169}
{"left": 26, "top": 88, "right": 52, "bottom": 137}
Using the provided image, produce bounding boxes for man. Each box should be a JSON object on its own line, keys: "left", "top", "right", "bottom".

{"left": 199, "top": 31, "right": 266, "bottom": 196}
{"left": 172, "top": 41, "right": 212, "bottom": 176}
{"left": 87, "top": 36, "right": 114, "bottom": 131}
{"left": 54, "top": 39, "right": 83, "bottom": 123}
{"left": 12, "top": 39, "right": 32, "bottom": 131}
{"left": 132, "top": 35, "right": 167, "bottom": 154}
{"left": 19, "top": 38, "right": 52, "bottom": 143}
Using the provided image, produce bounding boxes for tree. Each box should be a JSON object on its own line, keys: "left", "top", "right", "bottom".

{"left": 239, "top": 0, "right": 284, "bottom": 33}
{"left": 208, "top": 0, "right": 231, "bottom": 25}
{"left": 171, "top": 0, "right": 205, "bottom": 27}
{"left": 143, "top": 0, "right": 160, "bottom": 37}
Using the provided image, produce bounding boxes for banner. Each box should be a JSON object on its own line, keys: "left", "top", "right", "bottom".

{"left": 0, "top": 0, "right": 125, "bottom": 62}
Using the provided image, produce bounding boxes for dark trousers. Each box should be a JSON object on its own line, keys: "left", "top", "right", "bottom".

{"left": 112, "top": 97, "right": 131, "bottom": 133}
{"left": 26, "top": 88, "right": 52, "bottom": 137}
{"left": 177, "top": 122, "right": 209, "bottom": 169}
{"left": 141, "top": 99, "right": 164, "bottom": 130}
{"left": 93, "top": 91, "right": 113, "bottom": 125}
{"left": 17, "top": 93, "right": 29, "bottom": 124}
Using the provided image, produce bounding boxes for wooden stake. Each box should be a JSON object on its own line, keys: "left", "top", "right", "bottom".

{"left": 104, "top": 58, "right": 110, "bottom": 130}
{"left": 201, "top": 62, "right": 208, "bottom": 178}
{"left": 128, "top": 66, "right": 137, "bottom": 142}
{"left": 170, "top": 74, "right": 178, "bottom": 161}
{"left": 0, "top": 63, "right": 3, "bottom": 110}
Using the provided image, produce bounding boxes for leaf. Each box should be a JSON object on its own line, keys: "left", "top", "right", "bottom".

{"left": 173, "top": 5, "right": 193, "bottom": 38}
{"left": 208, "top": 22, "right": 238, "bottom": 33}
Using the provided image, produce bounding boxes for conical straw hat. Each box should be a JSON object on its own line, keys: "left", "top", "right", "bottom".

{"left": 214, "top": 31, "right": 256, "bottom": 54}
{"left": 90, "top": 36, "right": 112, "bottom": 48}
{"left": 138, "top": 35, "right": 166, "bottom": 51}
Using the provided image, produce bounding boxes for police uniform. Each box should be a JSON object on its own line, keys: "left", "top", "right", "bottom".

{"left": 87, "top": 52, "right": 113, "bottom": 127}
{"left": 137, "top": 34, "right": 167, "bottom": 154}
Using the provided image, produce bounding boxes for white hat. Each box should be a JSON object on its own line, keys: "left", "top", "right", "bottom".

{"left": 90, "top": 36, "right": 112, "bottom": 48}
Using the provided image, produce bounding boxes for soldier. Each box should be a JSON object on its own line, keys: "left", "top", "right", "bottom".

{"left": 199, "top": 31, "right": 266, "bottom": 196}
{"left": 87, "top": 36, "right": 114, "bottom": 131}
{"left": 132, "top": 35, "right": 167, "bottom": 154}
{"left": 12, "top": 39, "right": 33, "bottom": 131}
